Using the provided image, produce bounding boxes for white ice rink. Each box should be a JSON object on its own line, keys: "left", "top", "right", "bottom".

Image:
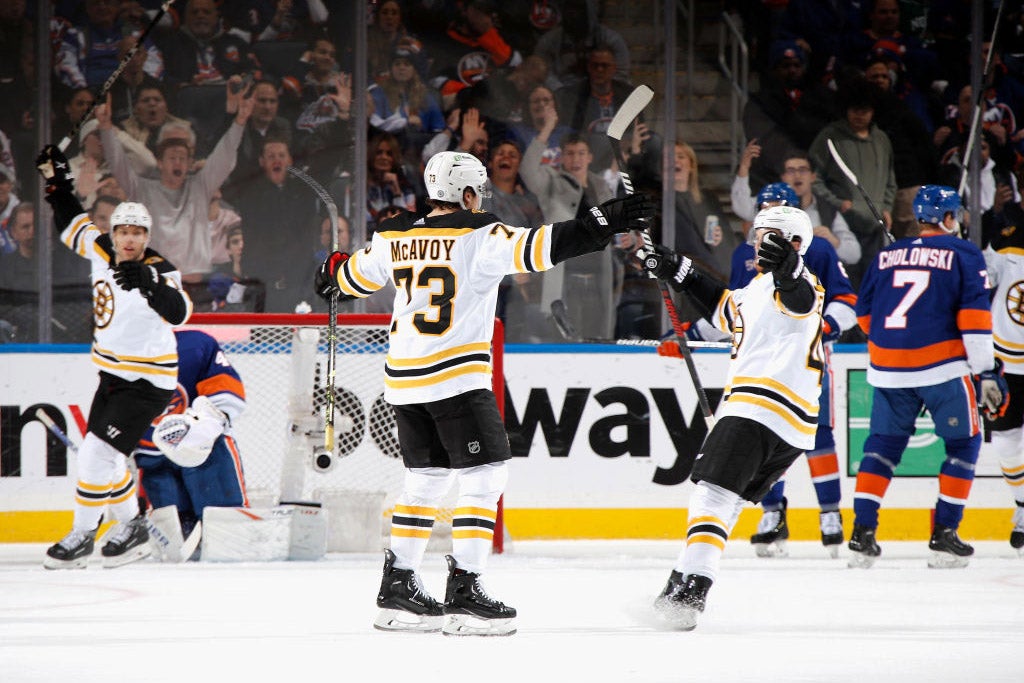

{"left": 1, "top": 540, "right": 1021, "bottom": 683}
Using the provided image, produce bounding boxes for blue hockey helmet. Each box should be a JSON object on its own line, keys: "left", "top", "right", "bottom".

{"left": 756, "top": 182, "right": 799, "bottom": 209}
{"left": 913, "top": 185, "right": 963, "bottom": 230}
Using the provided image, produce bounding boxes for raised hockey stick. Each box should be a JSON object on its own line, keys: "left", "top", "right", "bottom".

{"left": 826, "top": 138, "right": 894, "bottom": 245}
{"left": 957, "top": 0, "right": 1005, "bottom": 197}
{"left": 550, "top": 299, "right": 729, "bottom": 348}
{"left": 35, "top": 408, "right": 200, "bottom": 561}
{"left": 57, "top": 0, "right": 176, "bottom": 152}
{"left": 607, "top": 85, "right": 717, "bottom": 429}
{"left": 287, "top": 165, "right": 339, "bottom": 455}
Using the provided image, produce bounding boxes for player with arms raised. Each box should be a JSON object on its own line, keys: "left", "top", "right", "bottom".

{"left": 849, "top": 185, "right": 1007, "bottom": 569}
{"left": 36, "top": 144, "right": 192, "bottom": 569}
{"left": 642, "top": 206, "right": 825, "bottom": 630}
{"left": 315, "top": 150, "right": 654, "bottom": 636}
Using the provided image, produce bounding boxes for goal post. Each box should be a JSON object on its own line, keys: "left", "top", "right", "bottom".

{"left": 183, "top": 313, "right": 506, "bottom": 554}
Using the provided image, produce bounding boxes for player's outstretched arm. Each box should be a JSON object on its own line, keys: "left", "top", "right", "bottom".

{"left": 548, "top": 194, "right": 656, "bottom": 262}
{"left": 641, "top": 244, "right": 725, "bottom": 318}
{"left": 36, "top": 144, "right": 86, "bottom": 232}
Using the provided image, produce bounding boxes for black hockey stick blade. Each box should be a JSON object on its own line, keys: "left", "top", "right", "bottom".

{"left": 550, "top": 299, "right": 581, "bottom": 342}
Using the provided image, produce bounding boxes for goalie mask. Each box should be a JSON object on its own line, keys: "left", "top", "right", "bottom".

{"left": 423, "top": 151, "right": 490, "bottom": 209}
{"left": 753, "top": 205, "right": 813, "bottom": 255}
{"left": 153, "top": 396, "right": 227, "bottom": 467}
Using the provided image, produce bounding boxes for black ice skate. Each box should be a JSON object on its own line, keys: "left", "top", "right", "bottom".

{"left": 100, "top": 512, "right": 151, "bottom": 568}
{"left": 847, "top": 524, "right": 881, "bottom": 568}
{"left": 927, "top": 525, "right": 973, "bottom": 568}
{"left": 43, "top": 526, "right": 97, "bottom": 570}
{"left": 374, "top": 549, "right": 444, "bottom": 633}
{"left": 1010, "top": 504, "right": 1024, "bottom": 556}
{"left": 751, "top": 497, "right": 789, "bottom": 557}
{"left": 652, "top": 572, "right": 713, "bottom": 631}
{"left": 442, "top": 555, "right": 517, "bottom": 636}
{"left": 820, "top": 510, "right": 844, "bottom": 558}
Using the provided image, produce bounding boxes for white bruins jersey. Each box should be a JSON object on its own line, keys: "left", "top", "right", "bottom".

{"left": 62, "top": 212, "right": 192, "bottom": 390}
{"left": 335, "top": 209, "right": 557, "bottom": 404}
{"left": 709, "top": 271, "right": 825, "bottom": 450}
{"left": 984, "top": 245, "right": 1024, "bottom": 375}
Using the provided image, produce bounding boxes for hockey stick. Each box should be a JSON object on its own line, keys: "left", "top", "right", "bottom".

{"left": 607, "top": 85, "right": 717, "bottom": 429}
{"left": 287, "top": 165, "right": 339, "bottom": 454}
{"left": 57, "top": 0, "right": 176, "bottom": 152}
{"left": 957, "top": 0, "right": 1005, "bottom": 197}
{"left": 550, "top": 299, "right": 729, "bottom": 348}
{"left": 35, "top": 408, "right": 200, "bottom": 560}
{"left": 826, "top": 138, "right": 894, "bottom": 245}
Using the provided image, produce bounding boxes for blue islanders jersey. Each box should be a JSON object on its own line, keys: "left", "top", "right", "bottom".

{"left": 730, "top": 237, "right": 857, "bottom": 330}
{"left": 856, "top": 230, "right": 994, "bottom": 388}
{"left": 135, "top": 329, "right": 247, "bottom": 456}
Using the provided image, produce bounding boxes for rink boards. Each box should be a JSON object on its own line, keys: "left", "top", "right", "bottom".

{"left": 0, "top": 344, "right": 1014, "bottom": 542}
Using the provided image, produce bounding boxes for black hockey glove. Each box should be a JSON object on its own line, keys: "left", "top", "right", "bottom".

{"left": 974, "top": 358, "right": 1010, "bottom": 420}
{"left": 35, "top": 144, "right": 75, "bottom": 196}
{"left": 641, "top": 244, "right": 694, "bottom": 292}
{"left": 114, "top": 260, "right": 160, "bottom": 297}
{"left": 757, "top": 231, "right": 803, "bottom": 288}
{"left": 582, "top": 194, "right": 656, "bottom": 245}
{"left": 315, "top": 251, "right": 349, "bottom": 302}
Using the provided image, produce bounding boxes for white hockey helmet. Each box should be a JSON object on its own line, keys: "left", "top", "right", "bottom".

{"left": 752, "top": 205, "right": 813, "bottom": 255}
{"left": 110, "top": 201, "right": 153, "bottom": 231}
{"left": 423, "top": 151, "right": 489, "bottom": 209}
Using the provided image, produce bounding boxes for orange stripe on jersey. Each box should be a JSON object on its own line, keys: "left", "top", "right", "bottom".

{"left": 225, "top": 436, "right": 249, "bottom": 507}
{"left": 938, "top": 473, "right": 973, "bottom": 501}
{"left": 832, "top": 292, "right": 857, "bottom": 307}
{"left": 856, "top": 471, "right": 891, "bottom": 498}
{"left": 868, "top": 338, "right": 966, "bottom": 368}
{"left": 956, "top": 308, "right": 992, "bottom": 332}
{"left": 196, "top": 374, "right": 246, "bottom": 400}
{"left": 807, "top": 452, "right": 840, "bottom": 478}
{"left": 858, "top": 314, "right": 871, "bottom": 335}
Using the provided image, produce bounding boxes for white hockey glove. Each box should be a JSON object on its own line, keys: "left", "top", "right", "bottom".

{"left": 153, "top": 396, "right": 228, "bottom": 467}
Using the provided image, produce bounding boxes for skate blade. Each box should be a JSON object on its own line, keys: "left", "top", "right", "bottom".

{"left": 442, "top": 614, "right": 517, "bottom": 637}
{"left": 653, "top": 602, "right": 699, "bottom": 631}
{"left": 373, "top": 609, "right": 443, "bottom": 633}
{"left": 847, "top": 551, "right": 878, "bottom": 569}
{"left": 181, "top": 522, "right": 202, "bottom": 562}
{"left": 753, "top": 541, "right": 788, "bottom": 558}
{"left": 102, "top": 545, "right": 152, "bottom": 569}
{"left": 927, "top": 551, "right": 970, "bottom": 569}
{"left": 43, "top": 556, "right": 90, "bottom": 570}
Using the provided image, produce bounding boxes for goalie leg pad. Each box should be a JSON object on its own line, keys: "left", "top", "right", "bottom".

{"left": 278, "top": 501, "right": 327, "bottom": 561}
{"left": 147, "top": 505, "right": 185, "bottom": 562}
{"left": 201, "top": 507, "right": 292, "bottom": 562}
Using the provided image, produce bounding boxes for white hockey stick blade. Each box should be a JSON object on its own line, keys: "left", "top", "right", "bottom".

{"left": 607, "top": 85, "right": 654, "bottom": 141}
{"left": 826, "top": 139, "right": 859, "bottom": 186}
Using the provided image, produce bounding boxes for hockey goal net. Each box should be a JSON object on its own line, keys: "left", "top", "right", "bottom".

{"left": 183, "top": 313, "right": 505, "bottom": 553}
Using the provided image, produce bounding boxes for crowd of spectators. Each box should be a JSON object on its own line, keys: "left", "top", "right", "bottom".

{"left": 0, "top": 0, "right": 1022, "bottom": 344}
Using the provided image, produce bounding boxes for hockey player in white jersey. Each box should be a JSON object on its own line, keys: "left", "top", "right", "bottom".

{"left": 36, "top": 144, "right": 193, "bottom": 569}
{"left": 982, "top": 231, "right": 1024, "bottom": 553}
{"left": 642, "top": 206, "right": 825, "bottom": 630}
{"left": 315, "top": 150, "right": 654, "bottom": 635}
